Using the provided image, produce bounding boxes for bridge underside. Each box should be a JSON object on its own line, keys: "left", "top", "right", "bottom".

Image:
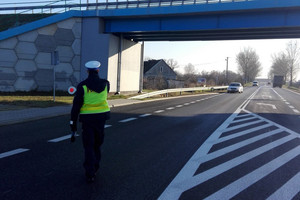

{"left": 105, "top": 8, "right": 300, "bottom": 42}
{"left": 121, "top": 27, "right": 300, "bottom": 41}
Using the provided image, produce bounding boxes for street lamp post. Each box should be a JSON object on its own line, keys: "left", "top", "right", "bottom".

{"left": 225, "top": 57, "right": 229, "bottom": 84}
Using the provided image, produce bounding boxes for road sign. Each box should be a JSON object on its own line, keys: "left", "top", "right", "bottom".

{"left": 68, "top": 86, "right": 76, "bottom": 95}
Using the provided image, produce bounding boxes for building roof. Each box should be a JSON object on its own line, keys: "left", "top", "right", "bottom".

{"left": 144, "top": 59, "right": 161, "bottom": 73}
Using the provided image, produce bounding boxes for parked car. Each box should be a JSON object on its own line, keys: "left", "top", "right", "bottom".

{"left": 252, "top": 81, "right": 259, "bottom": 86}
{"left": 227, "top": 82, "right": 243, "bottom": 93}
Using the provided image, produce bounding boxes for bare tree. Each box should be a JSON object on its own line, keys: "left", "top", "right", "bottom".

{"left": 236, "top": 47, "right": 262, "bottom": 83}
{"left": 164, "top": 58, "right": 179, "bottom": 70}
{"left": 286, "top": 40, "right": 300, "bottom": 86}
{"left": 269, "top": 52, "right": 289, "bottom": 82}
{"left": 184, "top": 63, "right": 197, "bottom": 75}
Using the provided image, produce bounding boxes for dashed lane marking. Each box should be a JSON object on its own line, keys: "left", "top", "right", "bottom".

{"left": 119, "top": 117, "right": 137, "bottom": 123}
{"left": 166, "top": 107, "right": 175, "bottom": 110}
{"left": 0, "top": 148, "right": 29, "bottom": 159}
{"left": 139, "top": 114, "right": 152, "bottom": 117}
{"left": 154, "top": 110, "right": 165, "bottom": 113}
{"left": 105, "top": 125, "right": 112, "bottom": 128}
{"left": 48, "top": 133, "right": 79, "bottom": 142}
{"left": 176, "top": 105, "right": 183, "bottom": 108}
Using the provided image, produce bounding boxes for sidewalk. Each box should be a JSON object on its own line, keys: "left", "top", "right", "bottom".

{"left": 0, "top": 99, "right": 141, "bottom": 126}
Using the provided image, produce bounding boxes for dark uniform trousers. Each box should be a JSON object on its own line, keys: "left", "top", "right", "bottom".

{"left": 81, "top": 114, "right": 107, "bottom": 177}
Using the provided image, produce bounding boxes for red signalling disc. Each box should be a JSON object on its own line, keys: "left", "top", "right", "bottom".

{"left": 68, "top": 86, "right": 76, "bottom": 95}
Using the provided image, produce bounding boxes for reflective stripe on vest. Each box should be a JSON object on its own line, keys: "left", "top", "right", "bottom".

{"left": 80, "top": 85, "right": 110, "bottom": 114}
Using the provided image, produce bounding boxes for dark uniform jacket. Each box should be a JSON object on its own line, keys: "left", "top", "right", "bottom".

{"left": 71, "top": 71, "right": 110, "bottom": 123}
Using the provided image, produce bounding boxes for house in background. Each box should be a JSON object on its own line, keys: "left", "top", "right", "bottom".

{"left": 143, "top": 59, "right": 182, "bottom": 89}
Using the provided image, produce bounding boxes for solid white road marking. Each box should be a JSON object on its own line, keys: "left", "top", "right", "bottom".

{"left": 139, "top": 113, "right": 152, "bottom": 117}
{"left": 119, "top": 118, "right": 137, "bottom": 123}
{"left": 257, "top": 103, "right": 277, "bottom": 109}
{"left": 205, "top": 146, "right": 300, "bottom": 200}
{"left": 0, "top": 148, "right": 29, "bottom": 159}
{"left": 266, "top": 171, "right": 300, "bottom": 200}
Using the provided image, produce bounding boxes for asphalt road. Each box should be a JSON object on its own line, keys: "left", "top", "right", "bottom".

{"left": 1, "top": 85, "right": 300, "bottom": 200}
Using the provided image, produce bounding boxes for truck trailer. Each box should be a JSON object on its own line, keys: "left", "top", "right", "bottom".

{"left": 273, "top": 75, "right": 284, "bottom": 88}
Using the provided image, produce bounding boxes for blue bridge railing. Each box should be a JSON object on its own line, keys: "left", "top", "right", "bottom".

{"left": 0, "top": 0, "right": 252, "bottom": 14}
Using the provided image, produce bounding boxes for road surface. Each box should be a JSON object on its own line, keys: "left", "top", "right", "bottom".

{"left": 1, "top": 85, "right": 300, "bottom": 200}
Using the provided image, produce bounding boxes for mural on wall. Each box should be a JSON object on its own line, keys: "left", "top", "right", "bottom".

{"left": 0, "top": 18, "right": 82, "bottom": 92}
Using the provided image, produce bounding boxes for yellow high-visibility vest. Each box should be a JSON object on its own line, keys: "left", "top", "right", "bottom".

{"left": 80, "top": 85, "right": 110, "bottom": 114}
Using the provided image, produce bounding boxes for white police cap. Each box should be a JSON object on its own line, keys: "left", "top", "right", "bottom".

{"left": 85, "top": 61, "right": 101, "bottom": 69}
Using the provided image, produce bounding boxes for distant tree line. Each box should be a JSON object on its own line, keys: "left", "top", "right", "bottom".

{"left": 269, "top": 40, "right": 300, "bottom": 86}
{"left": 144, "top": 46, "right": 266, "bottom": 89}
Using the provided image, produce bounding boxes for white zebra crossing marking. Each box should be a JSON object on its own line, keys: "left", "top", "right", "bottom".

{"left": 159, "top": 87, "right": 300, "bottom": 200}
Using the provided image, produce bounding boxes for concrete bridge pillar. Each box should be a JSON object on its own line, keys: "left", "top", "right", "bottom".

{"left": 81, "top": 17, "right": 142, "bottom": 94}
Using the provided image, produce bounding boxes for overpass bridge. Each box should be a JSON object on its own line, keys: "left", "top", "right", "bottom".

{"left": 0, "top": 0, "right": 300, "bottom": 93}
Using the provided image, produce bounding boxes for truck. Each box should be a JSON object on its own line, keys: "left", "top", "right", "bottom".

{"left": 273, "top": 75, "right": 284, "bottom": 88}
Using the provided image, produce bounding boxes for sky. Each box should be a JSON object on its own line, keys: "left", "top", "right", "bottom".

{"left": 144, "top": 39, "right": 300, "bottom": 79}
{"left": 2, "top": 0, "right": 300, "bottom": 79}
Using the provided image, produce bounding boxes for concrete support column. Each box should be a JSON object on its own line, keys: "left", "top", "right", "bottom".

{"left": 116, "top": 34, "right": 123, "bottom": 94}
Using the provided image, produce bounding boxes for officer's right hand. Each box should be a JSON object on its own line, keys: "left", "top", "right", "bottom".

{"left": 70, "top": 120, "right": 77, "bottom": 132}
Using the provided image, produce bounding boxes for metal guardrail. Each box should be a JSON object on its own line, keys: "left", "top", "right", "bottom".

{"left": 129, "top": 86, "right": 228, "bottom": 99}
{"left": 0, "top": 0, "right": 252, "bottom": 13}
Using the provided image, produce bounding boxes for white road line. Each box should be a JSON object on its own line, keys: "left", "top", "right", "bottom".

{"left": 266, "top": 171, "right": 300, "bottom": 200}
{"left": 231, "top": 116, "right": 257, "bottom": 123}
{"left": 293, "top": 109, "right": 300, "bottom": 113}
{"left": 223, "top": 119, "right": 264, "bottom": 132}
{"left": 216, "top": 123, "right": 274, "bottom": 144}
{"left": 139, "top": 113, "right": 152, "bottom": 117}
{"left": 234, "top": 113, "right": 253, "bottom": 120}
{"left": 166, "top": 107, "right": 175, "bottom": 110}
{"left": 154, "top": 110, "right": 165, "bottom": 113}
{"left": 119, "top": 117, "right": 137, "bottom": 123}
{"left": 257, "top": 103, "right": 277, "bottom": 109}
{"left": 170, "top": 135, "right": 295, "bottom": 197}
{"left": 285, "top": 102, "right": 290, "bottom": 105}
{"left": 176, "top": 105, "right": 183, "bottom": 108}
{"left": 196, "top": 100, "right": 201, "bottom": 102}
{"left": 0, "top": 148, "right": 29, "bottom": 159}
{"left": 105, "top": 125, "right": 112, "bottom": 128}
{"left": 204, "top": 128, "right": 283, "bottom": 164}
{"left": 190, "top": 101, "right": 196, "bottom": 104}
{"left": 205, "top": 145, "right": 300, "bottom": 200}
{"left": 289, "top": 106, "right": 295, "bottom": 109}
{"left": 184, "top": 103, "right": 190, "bottom": 106}
{"left": 48, "top": 134, "right": 78, "bottom": 142}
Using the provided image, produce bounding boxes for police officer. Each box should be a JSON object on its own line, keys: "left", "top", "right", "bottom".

{"left": 70, "top": 60, "right": 110, "bottom": 183}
